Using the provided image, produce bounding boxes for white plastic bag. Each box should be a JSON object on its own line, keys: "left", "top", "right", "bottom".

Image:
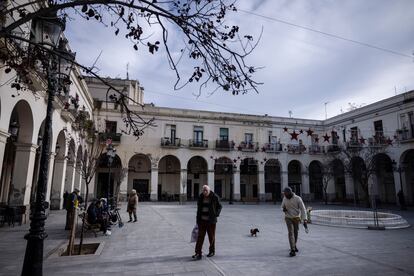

{"left": 190, "top": 224, "right": 199, "bottom": 243}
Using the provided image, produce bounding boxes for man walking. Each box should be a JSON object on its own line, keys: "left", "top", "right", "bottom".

{"left": 193, "top": 185, "right": 222, "bottom": 260}
{"left": 65, "top": 188, "right": 80, "bottom": 230}
{"left": 281, "top": 187, "right": 307, "bottom": 257}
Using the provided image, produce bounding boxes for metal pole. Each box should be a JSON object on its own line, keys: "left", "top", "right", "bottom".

{"left": 107, "top": 162, "right": 111, "bottom": 203}
{"left": 21, "top": 60, "right": 56, "bottom": 276}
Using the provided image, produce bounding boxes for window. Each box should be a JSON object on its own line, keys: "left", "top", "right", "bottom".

{"left": 245, "top": 133, "right": 253, "bottom": 144}
{"left": 105, "top": 121, "right": 117, "bottom": 133}
{"left": 409, "top": 112, "right": 414, "bottom": 138}
{"left": 193, "top": 126, "right": 203, "bottom": 142}
{"left": 350, "top": 127, "right": 358, "bottom": 143}
{"left": 219, "top": 128, "right": 229, "bottom": 141}
{"left": 374, "top": 120, "right": 383, "bottom": 137}
{"left": 331, "top": 131, "right": 338, "bottom": 145}
{"left": 170, "top": 125, "right": 176, "bottom": 141}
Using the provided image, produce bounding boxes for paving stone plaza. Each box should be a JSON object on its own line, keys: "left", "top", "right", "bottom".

{"left": 1, "top": 203, "right": 414, "bottom": 276}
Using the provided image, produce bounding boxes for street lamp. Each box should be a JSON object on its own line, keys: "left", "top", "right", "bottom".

{"left": 8, "top": 121, "right": 20, "bottom": 140}
{"left": 227, "top": 165, "right": 234, "bottom": 205}
{"left": 22, "top": 13, "right": 75, "bottom": 276}
{"left": 106, "top": 143, "right": 116, "bottom": 205}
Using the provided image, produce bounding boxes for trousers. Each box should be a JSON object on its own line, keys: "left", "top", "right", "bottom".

{"left": 195, "top": 220, "right": 216, "bottom": 255}
{"left": 285, "top": 217, "right": 299, "bottom": 251}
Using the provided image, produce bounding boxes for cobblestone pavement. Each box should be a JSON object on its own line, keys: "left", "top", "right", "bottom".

{"left": 1, "top": 203, "right": 414, "bottom": 276}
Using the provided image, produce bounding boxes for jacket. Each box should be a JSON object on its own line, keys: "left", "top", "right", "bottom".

{"left": 281, "top": 193, "right": 307, "bottom": 221}
{"left": 196, "top": 192, "right": 222, "bottom": 224}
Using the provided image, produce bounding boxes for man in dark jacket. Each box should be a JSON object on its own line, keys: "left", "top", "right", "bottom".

{"left": 64, "top": 189, "right": 79, "bottom": 230}
{"left": 193, "top": 185, "right": 222, "bottom": 260}
{"left": 87, "top": 200, "right": 111, "bottom": 236}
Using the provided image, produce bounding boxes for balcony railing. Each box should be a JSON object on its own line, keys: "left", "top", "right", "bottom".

{"left": 309, "top": 144, "right": 323, "bottom": 154}
{"left": 326, "top": 144, "right": 341, "bottom": 153}
{"left": 238, "top": 142, "right": 258, "bottom": 152}
{"left": 189, "top": 139, "right": 208, "bottom": 149}
{"left": 287, "top": 144, "right": 306, "bottom": 154}
{"left": 396, "top": 128, "right": 414, "bottom": 142}
{"left": 215, "top": 140, "right": 235, "bottom": 151}
{"left": 263, "top": 143, "right": 282, "bottom": 153}
{"left": 368, "top": 136, "right": 388, "bottom": 147}
{"left": 99, "top": 132, "right": 122, "bottom": 144}
{"left": 161, "top": 137, "right": 181, "bottom": 148}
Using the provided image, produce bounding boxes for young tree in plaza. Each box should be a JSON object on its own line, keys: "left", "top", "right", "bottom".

{"left": 320, "top": 157, "right": 335, "bottom": 205}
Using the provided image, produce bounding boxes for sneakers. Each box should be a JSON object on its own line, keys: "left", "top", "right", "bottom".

{"left": 289, "top": 250, "right": 296, "bottom": 257}
{"left": 207, "top": 252, "right": 215, "bottom": 257}
{"left": 192, "top": 254, "right": 202, "bottom": 260}
{"left": 127, "top": 219, "right": 132, "bottom": 223}
{"left": 104, "top": 230, "right": 112, "bottom": 236}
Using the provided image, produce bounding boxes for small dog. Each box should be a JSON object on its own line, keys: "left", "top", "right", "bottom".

{"left": 250, "top": 228, "right": 260, "bottom": 237}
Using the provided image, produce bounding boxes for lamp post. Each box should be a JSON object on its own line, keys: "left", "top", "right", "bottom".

{"left": 228, "top": 165, "right": 234, "bottom": 205}
{"left": 106, "top": 143, "right": 116, "bottom": 206}
{"left": 21, "top": 13, "right": 75, "bottom": 276}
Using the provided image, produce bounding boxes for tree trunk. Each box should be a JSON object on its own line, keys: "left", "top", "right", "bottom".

{"left": 78, "top": 182, "right": 89, "bottom": 255}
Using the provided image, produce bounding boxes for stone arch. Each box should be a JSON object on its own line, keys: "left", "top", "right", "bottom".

{"left": 309, "top": 160, "right": 323, "bottom": 201}
{"left": 264, "top": 158, "right": 281, "bottom": 201}
{"left": 288, "top": 160, "right": 302, "bottom": 195}
{"left": 49, "top": 130, "right": 67, "bottom": 209}
{"left": 158, "top": 155, "right": 181, "bottom": 201}
{"left": 373, "top": 153, "right": 395, "bottom": 204}
{"left": 10, "top": 100, "right": 34, "bottom": 143}
{"left": 128, "top": 153, "right": 152, "bottom": 201}
{"left": 213, "top": 156, "right": 233, "bottom": 200}
{"left": 96, "top": 152, "right": 123, "bottom": 200}
{"left": 399, "top": 149, "right": 414, "bottom": 204}
{"left": 240, "top": 157, "right": 258, "bottom": 201}
{"left": 187, "top": 156, "right": 208, "bottom": 200}
{"left": 64, "top": 139, "right": 77, "bottom": 194}
{"left": 351, "top": 156, "right": 367, "bottom": 204}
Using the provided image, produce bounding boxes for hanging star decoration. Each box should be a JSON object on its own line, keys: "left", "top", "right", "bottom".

{"left": 386, "top": 138, "right": 393, "bottom": 145}
{"left": 314, "top": 137, "right": 319, "bottom": 143}
{"left": 359, "top": 137, "right": 366, "bottom": 144}
{"left": 283, "top": 126, "right": 288, "bottom": 132}
{"left": 299, "top": 129, "right": 304, "bottom": 134}
{"left": 290, "top": 130, "right": 299, "bottom": 140}
{"left": 306, "top": 128, "right": 313, "bottom": 136}
{"left": 323, "top": 133, "right": 330, "bottom": 142}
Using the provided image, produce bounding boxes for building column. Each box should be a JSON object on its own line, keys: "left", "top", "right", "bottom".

{"left": 233, "top": 169, "right": 240, "bottom": 201}
{"left": 281, "top": 170, "right": 288, "bottom": 190}
{"left": 50, "top": 156, "right": 68, "bottom": 210}
{"left": 45, "top": 152, "right": 56, "bottom": 204}
{"left": 9, "top": 143, "right": 38, "bottom": 206}
{"left": 301, "top": 171, "right": 310, "bottom": 201}
{"left": 258, "top": 168, "right": 265, "bottom": 202}
{"left": 344, "top": 172, "right": 354, "bottom": 202}
{"left": 74, "top": 164, "right": 82, "bottom": 191}
{"left": 118, "top": 168, "right": 128, "bottom": 202}
{"left": 180, "top": 169, "right": 187, "bottom": 202}
{"left": 0, "top": 130, "right": 10, "bottom": 203}
{"left": 207, "top": 169, "right": 214, "bottom": 192}
{"left": 393, "top": 171, "right": 404, "bottom": 205}
{"left": 150, "top": 168, "right": 158, "bottom": 201}
{"left": 64, "top": 160, "right": 75, "bottom": 194}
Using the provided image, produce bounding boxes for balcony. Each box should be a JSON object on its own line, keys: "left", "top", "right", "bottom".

{"left": 215, "top": 140, "right": 235, "bottom": 151}
{"left": 99, "top": 132, "right": 122, "bottom": 144}
{"left": 287, "top": 144, "right": 306, "bottom": 154}
{"left": 189, "top": 139, "right": 208, "bottom": 149}
{"left": 326, "top": 144, "right": 341, "bottom": 153}
{"left": 396, "top": 128, "right": 414, "bottom": 143}
{"left": 309, "top": 144, "right": 323, "bottom": 154}
{"left": 161, "top": 137, "right": 181, "bottom": 148}
{"left": 263, "top": 143, "right": 282, "bottom": 153}
{"left": 238, "top": 142, "right": 258, "bottom": 152}
{"left": 346, "top": 140, "right": 363, "bottom": 150}
{"left": 368, "top": 137, "right": 388, "bottom": 148}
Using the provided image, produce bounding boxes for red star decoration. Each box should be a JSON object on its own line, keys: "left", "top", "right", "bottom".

{"left": 299, "top": 129, "right": 304, "bottom": 134}
{"left": 359, "top": 137, "right": 366, "bottom": 144}
{"left": 314, "top": 137, "right": 319, "bottom": 143}
{"left": 306, "top": 128, "right": 313, "bottom": 136}
{"left": 290, "top": 131, "right": 299, "bottom": 140}
{"left": 387, "top": 138, "right": 393, "bottom": 145}
{"left": 283, "top": 127, "right": 288, "bottom": 132}
{"left": 323, "top": 133, "right": 330, "bottom": 142}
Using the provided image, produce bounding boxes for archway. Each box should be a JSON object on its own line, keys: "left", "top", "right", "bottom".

{"left": 187, "top": 156, "right": 208, "bottom": 200}
{"left": 0, "top": 100, "right": 34, "bottom": 205}
{"left": 374, "top": 153, "right": 395, "bottom": 204}
{"left": 128, "top": 154, "right": 152, "bottom": 201}
{"left": 64, "top": 139, "right": 76, "bottom": 194}
{"left": 96, "top": 152, "right": 122, "bottom": 201}
{"left": 50, "top": 130, "right": 67, "bottom": 209}
{"left": 288, "top": 160, "right": 302, "bottom": 195}
{"left": 240, "top": 158, "right": 258, "bottom": 201}
{"left": 401, "top": 150, "right": 414, "bottom": 204}
{"left": 333, "top": 159, "right": 346, "bottom": 202}
{"left": 351, "top": 157, "right": 367, "bottom": 204}
{"left": 309, "top": 161, "right": 323, "bottom": 201}
{"left": 158, "top": 155, "right": 181, "bottom": 201}
{"left": 213, "top": 157, "right": 233, "bottom": 200}
{"left": 264, "top": 159, "right": 281, "bottom": 201}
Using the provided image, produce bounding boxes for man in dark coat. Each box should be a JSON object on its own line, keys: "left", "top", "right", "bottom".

{"left": 193, "top": 185, "right": 222, "bottom": 260}
{"left": 64, "top": 189, "right": 79, "bottom": 230}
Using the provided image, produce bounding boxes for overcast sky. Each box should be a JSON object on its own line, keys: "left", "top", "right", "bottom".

{"left": 65, "top": 0, "right": 414, "bottom": 120}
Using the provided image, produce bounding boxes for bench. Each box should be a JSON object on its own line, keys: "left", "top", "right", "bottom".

{"left": 78, "top": 212, "right": 101, "bottom": 237}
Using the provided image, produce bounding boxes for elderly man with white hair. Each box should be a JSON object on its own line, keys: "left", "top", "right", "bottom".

{"left": 192, "top": 185, "right": 222, "bottom": 260}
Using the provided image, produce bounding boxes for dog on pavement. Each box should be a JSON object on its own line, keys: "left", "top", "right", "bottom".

{"left": 250, "top": 228, "right": 260, "bottom": 237}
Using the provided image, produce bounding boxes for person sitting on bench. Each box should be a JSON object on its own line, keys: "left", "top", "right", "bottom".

{"left": 87, "top": 200, "right": 111, "bottom": 236}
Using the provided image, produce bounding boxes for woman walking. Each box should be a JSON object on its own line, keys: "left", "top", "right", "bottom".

{"left": 127, "top": 189, "right": 139, "bottom": 222}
